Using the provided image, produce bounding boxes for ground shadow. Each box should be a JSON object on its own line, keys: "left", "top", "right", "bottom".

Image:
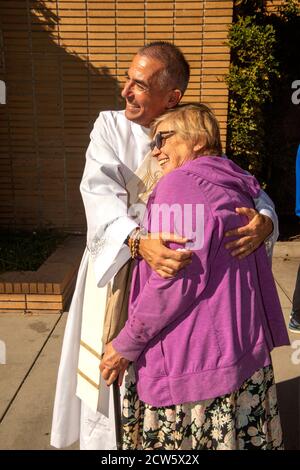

{"left": 278, "top": 214, "right": 300, "bottom": 241}
{"left": 0, "top": 0, "right": 124, "bottom": 231}
{"left": 277, "top": 375, "right": 300, "bottom": 450}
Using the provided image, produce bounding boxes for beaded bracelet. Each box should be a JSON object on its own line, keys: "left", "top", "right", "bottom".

{"left": 129, "top": 227, "right": 147, "bottom": 259}
{"left": 130, "top": 228, "right": 141, "bottom": 259}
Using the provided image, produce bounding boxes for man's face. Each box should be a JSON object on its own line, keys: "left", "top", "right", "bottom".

{"left": 121, "top": 54, "right": 176, "bottom": 127}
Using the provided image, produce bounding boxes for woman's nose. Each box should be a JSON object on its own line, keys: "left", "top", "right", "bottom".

{"left": 151, "top": 147, "right": 161, "bottom": 158}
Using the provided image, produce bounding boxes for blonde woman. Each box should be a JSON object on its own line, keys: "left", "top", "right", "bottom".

{"left": 105, "top": 104, "right": 289, "bottom": 450}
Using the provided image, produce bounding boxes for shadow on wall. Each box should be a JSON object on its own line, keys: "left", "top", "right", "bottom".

{"left": 277, "top": 376, "right": 300, "bottom": 450}
{"left": 0, "top": 0, "right": 124, "bottom": 231}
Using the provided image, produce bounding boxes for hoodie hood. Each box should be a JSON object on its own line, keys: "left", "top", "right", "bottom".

{"left": 181, "top": 156, "right": 261, "bottom": 199}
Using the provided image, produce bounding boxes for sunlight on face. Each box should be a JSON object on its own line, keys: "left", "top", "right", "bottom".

{"left": 121, "top": 55, "right": 175, "bottom": 127}
{"left": 151, "top": 123, "right": 197, "bottom": 174}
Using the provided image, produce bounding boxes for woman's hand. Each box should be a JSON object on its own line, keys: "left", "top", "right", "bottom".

{"left": 100, "top": 342, "right": 129, "bottom": 386}
{"left": 139, "top": 232, "right": 192, "bottom": 278}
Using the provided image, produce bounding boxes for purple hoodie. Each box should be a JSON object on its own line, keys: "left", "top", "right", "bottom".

{"left": 113, "top": 156, "right": 289, "bottom": 407}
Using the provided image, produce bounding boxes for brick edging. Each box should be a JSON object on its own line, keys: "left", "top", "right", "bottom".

{"left": 0, "top": 235, "right": 85, "bottom": 313}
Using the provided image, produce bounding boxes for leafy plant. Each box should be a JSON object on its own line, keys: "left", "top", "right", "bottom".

{"left": 278, "top": 0, "right": 300, "bottom": 20}
{"left": 225, "top": 15, "right": 279, "bottom": 176}
{"left": 234, "top": 0, "right": 268, "bottom": 16}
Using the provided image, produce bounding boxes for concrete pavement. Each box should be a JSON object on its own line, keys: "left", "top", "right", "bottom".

{"left": 0, "top": 242, "right": 299, "bottom": 450}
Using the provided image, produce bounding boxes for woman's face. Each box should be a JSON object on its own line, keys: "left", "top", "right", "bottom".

{"left": 151, "top": 122, "right": 198, "bottom": 175}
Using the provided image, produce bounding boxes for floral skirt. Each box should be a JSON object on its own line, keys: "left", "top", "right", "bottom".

{"left": 122, "top": 364, "right": 284, "bottom": 450}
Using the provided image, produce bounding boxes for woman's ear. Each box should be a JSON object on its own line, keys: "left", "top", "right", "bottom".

{"left": 166, "top": 89, "right": 182, "bottom": 109}
{"left": 193, "top": 143, "right": 204, "bottom": 153}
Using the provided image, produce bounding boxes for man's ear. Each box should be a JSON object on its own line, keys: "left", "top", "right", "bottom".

{"left": 166, "top": 89, "right": 182, "bottom": 109}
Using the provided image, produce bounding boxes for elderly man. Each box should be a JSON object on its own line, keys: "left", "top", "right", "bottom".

{"left": 51, "top": 42, "right": 277, "bottom": 450}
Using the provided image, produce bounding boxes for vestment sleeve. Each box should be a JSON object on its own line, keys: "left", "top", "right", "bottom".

{"left": 80, "top": 113, "right": 138, "bottom": 287}
{"left": 253, "top": 189, "right": 278, "bottom": 258}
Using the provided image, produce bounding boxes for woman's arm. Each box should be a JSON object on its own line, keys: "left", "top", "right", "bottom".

{"left": 112, "top": 170, "right": 217, "bottom": 362}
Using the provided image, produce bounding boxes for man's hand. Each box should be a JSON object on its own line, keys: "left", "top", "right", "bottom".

{"left": 100, "top": 342, "right": 129, "bottom": 387}
{"left": 139, "top": 232, "right": 192, "bottom": 278}
{"left": 225, "top": 207, "right": 273, "bottom": 259}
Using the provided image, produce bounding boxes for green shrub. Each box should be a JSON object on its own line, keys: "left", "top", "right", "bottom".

{"left": 225, "top": 15, "right": 279, "bottom": 177}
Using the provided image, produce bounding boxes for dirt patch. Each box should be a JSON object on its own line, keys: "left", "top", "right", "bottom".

{"left": 0, "top": 230, "right": 67, "bottom": 274}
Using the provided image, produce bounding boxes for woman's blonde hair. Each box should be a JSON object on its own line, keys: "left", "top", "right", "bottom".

{"left": 151, "top": 103, "right": 222, "bottom": 156}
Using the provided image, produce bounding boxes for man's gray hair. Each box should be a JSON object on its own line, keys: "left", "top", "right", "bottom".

{"left": 138, "top": 41, "right": 190, "bottom": 94}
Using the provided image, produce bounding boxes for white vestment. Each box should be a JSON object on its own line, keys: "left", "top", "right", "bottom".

{"left": 50, "top": 110, "right": 279, "bottom": 450}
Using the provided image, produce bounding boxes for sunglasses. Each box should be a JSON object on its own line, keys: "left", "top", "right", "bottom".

{"left": 150, "top": 131, "right": 175, "bottom": 151}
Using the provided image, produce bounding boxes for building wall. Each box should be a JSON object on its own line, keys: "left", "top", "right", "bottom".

{"left": 266, "top": 0, "right": 286, "bottom": 13}
{"left": 0, "top": 0, "right": 233, "bottom": 231}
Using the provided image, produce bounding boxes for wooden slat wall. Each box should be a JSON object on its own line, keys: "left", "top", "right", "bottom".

{"left": 266, "top": 0, "right": 287, "bottom": 13}
{"left": 0, "top": 0, "right": 233, "bottom": 231}
{"left": 0, "top": 6, "right": 13, "bottom": 229}
{"left": 201, "top": 1, "right": 232, "bottom": 142}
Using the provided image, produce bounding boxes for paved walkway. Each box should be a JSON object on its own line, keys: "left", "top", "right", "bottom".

{"left": 0, "top": 242, "right": 299, "bottom": 450}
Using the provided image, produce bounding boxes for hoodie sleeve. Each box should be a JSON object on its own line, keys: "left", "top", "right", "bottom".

{"left": 112, "top": 169, "right": 220, "bottom": 362}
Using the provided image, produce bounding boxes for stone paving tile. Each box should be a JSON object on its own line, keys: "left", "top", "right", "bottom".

{"left": 0, "top": 313, "right": 78, "bottom": 450}
{"left": 272, "top": 257, "right": 300, "bottom": 300}
{"left": 0, "top": 313, "right": 61, "bottom": 418}
{"left": 0, "top": 248, "right": 299, "bottom": 450}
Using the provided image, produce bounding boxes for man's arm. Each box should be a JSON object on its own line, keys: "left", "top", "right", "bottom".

{"left": 81, "top": 113, "right": 192, "bottom": 286}
{"left": 253, "top": 188, "right": 279, "bottom": 255}
{"left": 80, "top": 113, "right": 138, "bottom": 286}
{"left": 135, "top": 231, "right": 192, "bottom": 278}
{"left": 225, "top": 189, "right": 278, "bottom": 259}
